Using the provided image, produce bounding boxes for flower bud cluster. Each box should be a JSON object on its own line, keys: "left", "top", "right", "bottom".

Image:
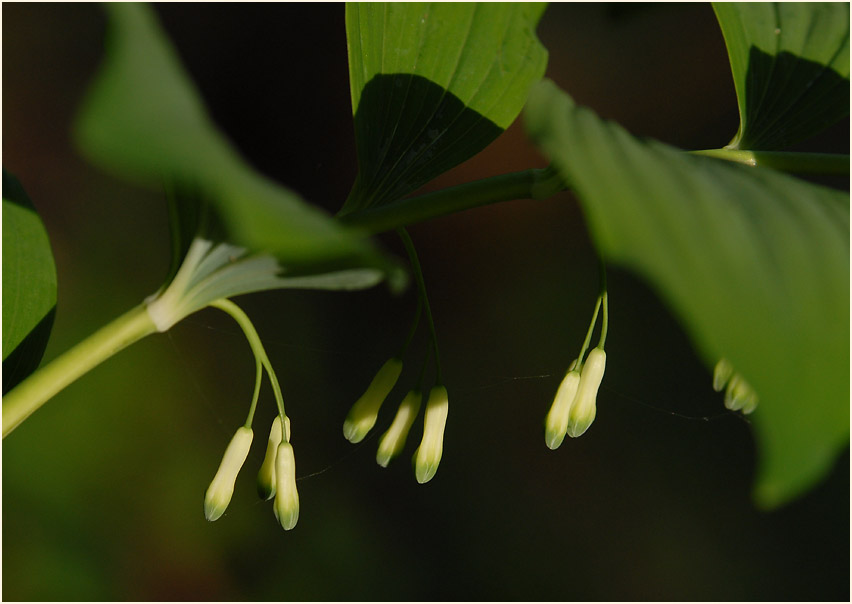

{"left": 197, "top": 298, "right": 301, "bottom": 530}
{"left": 343, "top": 359, "right": 450, "bottom": 484}
{"left": 204, "top": 415, "right": 299, "bottom": 530}
{"left": 200, "top": 270, "right": 618, "bottom": 532}
{"left": 545, "top": 347, "right": 607, "bottom": 448}
{"left": 713, "top": 358, "right": 758, "bottom": 414}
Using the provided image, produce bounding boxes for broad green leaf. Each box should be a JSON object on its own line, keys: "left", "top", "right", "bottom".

{"left": 714, "top": 2, "right": 850, "bottom": 150}
{"left": 341, "top": 2, "right": 548, "bottom": 214}
{"left": 74, "top": 3, "right": 390, "bottom": 279}
{"left": 525, "top": 80, "right": 849, "bottom": 508}
{"left": 3, "top": 170, "right": 57, "bottom": 393}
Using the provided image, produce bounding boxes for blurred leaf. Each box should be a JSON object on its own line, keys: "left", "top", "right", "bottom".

{"left": 713, "top": 2, "right": 850, "bottom": 150}
{"left": 2, "top": 170, "right": 57, "bottom": 393}
{"left": 525, "top": 80, "right": 850, "bottom": 508}
{"left": 341, "top": 2, "right": 548, "bottom": 213}
{"left": 74, "top": 2, "right": 391, "bottom": 278}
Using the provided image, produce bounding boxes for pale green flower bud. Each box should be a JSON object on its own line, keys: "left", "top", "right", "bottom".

{"left": 204, "top": 426, "right": 253, "bottom": 521}
{"left": 273, "top": 441, "right": 300, "bottom": 530}
{"left": 724, "top": 373, "right": 759, "bottom": 415}
{"left": 343, "top": 358, "right": 403, "bottom": 443}
{"left": 713, "top": 358, "right": 735, "bottom": 392}
{"left": 567, "top": 347, "right": 606, "bottom": 438}
{"left": 414, "top": 386, "right": 449, "bottom": 484}
{"left": 377, "top": 390, "right": 422, "bottom": 467}
{"left": 257, "top": 415, "right": 291, "bottom": 500}
{"left": 545, "top": 365, "right": 581, "bottom": 450}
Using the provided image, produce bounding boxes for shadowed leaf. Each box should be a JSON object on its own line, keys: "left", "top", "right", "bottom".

{"left": 714, "top": 2, "right": 850, "bottom": 150}
{"left": 525, "top": 80, "right": 849, "bottom": 508}
{"left": 3, "top": 170, "right": 57, "bottom": 392}
{"left": 342, "top": 2, "right": 548, "bottom": 213}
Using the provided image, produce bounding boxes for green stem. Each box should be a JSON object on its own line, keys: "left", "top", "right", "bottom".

{"left": 245, "top": 358, "right": 263, "bottom": 427}
{"left": 342, "top": 167, "right": 566, "bottom": 235}
{"left": 209, "top": 299, "right": 287, "bottom": 430}
{"left": 690, "top": 149, "right": 850, "bottom": 175}
{"left": 343, "top": 151, "right": 846, "bottom": 235}
{"left": 598, "top": 259, "right": 608, "bottom": 349}
{"left": 576, "top": 296, "right": 602, "bottom": 370}
{"left": 415, "top": 347, "right": 433, "bottom": 392}
{"left": 2, "top": 304, "right": 158, "bottom": 438}
{"left": 598, "top": 292, "right": 609, "bottom": 349}
{"left": 398, "top": 297, "right": 423, "bottom": 358}
{"left": 397, "top": 228, "right": 443, "bottom": 385}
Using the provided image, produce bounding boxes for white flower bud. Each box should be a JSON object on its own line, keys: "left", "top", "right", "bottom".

{"left": 414, "top": 386, "right": 449, "bottom": 484}
{"left": 567, "top": 347, "right": 606, "bottom": 438}
{"left": 273, "top": 441, "right": 300, "bottom": 530}
{"left": 377, "top": 390, "right": 422, "bottom": 467}
{"left": 257, "top": 415, "right": 290, "bottom": 500}
{"left": 343, "top": 358, "right": 403, "bottom": 443}
{"left": 545, "top": 366, "right": 581, "bottom": 450}
{"left": 204, "top": 426, "right": 253, "bottom": 521}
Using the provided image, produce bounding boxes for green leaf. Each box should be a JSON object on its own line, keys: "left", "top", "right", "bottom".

{"left": 713, "top": 2, "right": 850, "bottom": 150}
{"left": 74, "top": 3, "right": 391, "bottom": 279}
{"left": 2, "top": 170, "right": 58, "bottom": 393}
{"left": 342, "top": 2, "right": 548, "bottom": 214}
{"left": 525, "top": 80, "right": 850, "bottom": 508}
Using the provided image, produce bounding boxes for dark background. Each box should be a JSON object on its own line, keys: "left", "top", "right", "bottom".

{"left": 3, "top": 3, "right": 849, "bottom": 600}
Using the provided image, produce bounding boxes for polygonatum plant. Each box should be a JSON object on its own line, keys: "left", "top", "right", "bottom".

{"left": 2, "top": 2, "right": 848, "bottom": 533}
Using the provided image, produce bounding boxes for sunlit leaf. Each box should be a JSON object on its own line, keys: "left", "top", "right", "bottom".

{"left": 74, "top": 2, "right": 392, "bottom": 279}
{"left": 525, "top": 80, "right": 850, "bottom": 508}
{"left": 341, "top": 2, "right": 548, "bottom": 214}
{"left": 2, "top": 170, "right": 57, "bottom": 393}
{"left": 714, "top": 2, "right": 850, "bottom": 150}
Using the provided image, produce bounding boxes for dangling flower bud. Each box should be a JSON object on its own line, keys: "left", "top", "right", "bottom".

{"left": 377, "top": 390, "right": 422, "bottom": 467}
{"left": 724, "top": 374, "right": 759, "bottom": 415}
{"left": 257, "top": 415, "right": 290, "bottom": 500}
{"left": 567, "top": 347, "right": 606, "bottom": 438}
{"left": 273, "top": 441, "right": 300, "bottom": 530}
{"left": 343, "top": 358, "right": 403, "bottom": 443}
{"left": 204, "top": 426, "right": 253, "bottom": 521}
{"left": 545, "top": 364, "right": 581, "bottom": 450}
{"left": 712, "top": 358, "right": 735, "bottom": 392}
{"left": 414, "top": 385, "right": 449, "bottom": 484}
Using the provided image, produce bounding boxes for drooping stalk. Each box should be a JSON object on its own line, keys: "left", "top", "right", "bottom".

{"left": 398, "top": 298, "right": 423, "bottom": 359}
{"left": 598, "top": 259, "right": 608, "bottom": 349}
{"left": 245, "top": 357, "right": 263, "bottom": 427}
{"left": 598, "top": 292, "right": 609, "bottom": 349}
{"left": 575, "top": 296, "right": 602, "bottom": 372}
{"left": 397, "top": 228, "right": 444, "bottom": 385}
{"left": 209, "top": 298, "right": 287, "bottom": 432}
